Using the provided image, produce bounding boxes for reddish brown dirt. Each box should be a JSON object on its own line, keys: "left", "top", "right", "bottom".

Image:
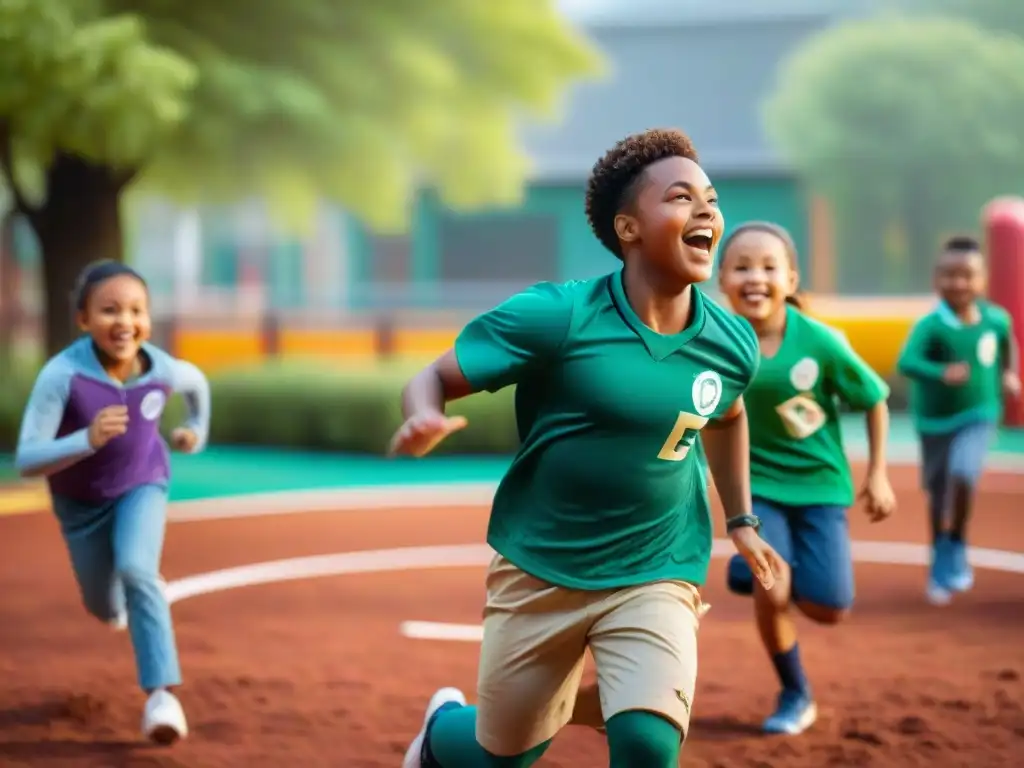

{"left": 0, "top": 464, "right": 1022, "bottom": 767}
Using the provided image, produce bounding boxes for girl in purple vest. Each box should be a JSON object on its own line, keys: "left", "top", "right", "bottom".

{"left": 15, "top": 261, "right": 210, "bottom": 745}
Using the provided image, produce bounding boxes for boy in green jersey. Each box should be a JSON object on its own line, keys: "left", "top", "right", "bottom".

{"left": 718, "top": 222, "right": 896, "bottom": 736}
{"left": 897, "top": 235, "right": 1021, "bottom": 605}
{"left": 391, "top": 129, "right": 784, "bottom": 768}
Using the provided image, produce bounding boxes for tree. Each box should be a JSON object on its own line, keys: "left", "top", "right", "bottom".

{"left": 763, "top": 16, "right": 1024, "bottom": 293}
{"left": 0, "top": 0, "right": 602, "bottom": 354}
{"left": 881, "top": 0, "right": 1024, "bottom": 41}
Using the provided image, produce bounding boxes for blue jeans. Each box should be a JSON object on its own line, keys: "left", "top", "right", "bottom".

{"left": 51, "top": 483, "right": 181, "bottom": 691}
{"left": 919, "top": 420, "right": 994, "bottom": 532}
{"left": 729, "top": 498, "right": 855, "bottom": 610}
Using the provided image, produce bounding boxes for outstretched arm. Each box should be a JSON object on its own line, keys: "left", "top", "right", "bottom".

{"left": 1001, "top": 327, "right": 1020, "bottom": 375}
{"left": 701, "top": 398, "right": 751, "bottom": 520}
{"left": 703, "top": 397, "right": 784, "bottom": 590}
{"left": 390, "top": 351, "right": 476, "bottom": 457}
{"left": 824, "top": 328, "right": 896, "bottom": 520}
{"left": 15, "top": 361, "right": 95, "bottom": 477}
{"left": 400, "top": 350, "right": 475, "bottom": 419}
{"left": 860, "top": 400, "right": 896, "bottom": 521}
{"left": 897, "top": 322, "right": 946, "bottom": 382}
{"left": 390, "top": 283, "right": 573, "bottom": 457}
{"left": 170, "top": 359, "right": 211, "bottom": 452}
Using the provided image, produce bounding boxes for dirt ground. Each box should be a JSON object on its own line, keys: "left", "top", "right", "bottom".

{"left": 0, "top": 464, "right": 1021, "bottom": 767}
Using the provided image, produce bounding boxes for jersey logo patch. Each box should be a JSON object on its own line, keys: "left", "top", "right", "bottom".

{"left": 977, "top": 331, "right": 998, "bottom": 367}
{"left": 692, "top": 371, "right": 723, "bottom": 417}
{"left": 140, "top": 390, "right": 167, "bottom": 421}
{"left": 789, "top": 357, "right": 820, "bottom": 391}
{"left": 776, "top": 394, "right": 827, "bottom": 440}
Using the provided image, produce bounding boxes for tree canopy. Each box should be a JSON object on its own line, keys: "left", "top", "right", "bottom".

{"left": 881, "top": 0, "right": 1024, "bottom": 41}
{"left": 1, "top": 0, "right": 602, "bottom": 231}
{"left": 764, "top": 15, "right": 1024, "bottom": 291}
{"left": 0, "top": 0, "right": 602, "bottom": 352}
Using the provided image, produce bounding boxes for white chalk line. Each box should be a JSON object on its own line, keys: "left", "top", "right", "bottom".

{"left": 165, "top": 539, "right": 1024, "bottom": 645}
{"left": 18, "top": 452, "right": 1017, "bottom": 640}
{"left": 167, "top": 483, "right": 499, "bottom": 522}
{"left": 403, "top": 621, "right": 484, "bottom": 642}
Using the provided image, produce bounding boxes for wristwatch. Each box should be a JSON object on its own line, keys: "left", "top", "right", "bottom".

{"left": 726, "top": 513, "right": 761, "bottom": 534}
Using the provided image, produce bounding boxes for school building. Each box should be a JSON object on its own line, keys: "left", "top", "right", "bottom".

{"left": 160, "top": 0, "right": 873, "bottom": 315}
{"left": 13, "top": 0, "right": 922, "bottom": 374}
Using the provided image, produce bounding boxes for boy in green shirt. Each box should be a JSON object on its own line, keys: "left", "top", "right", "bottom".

{"left": 897, "top": 235, "right": 1021, "bottom": 605}
{"left": 391, "top": 129, "right": 783, "bottom": 768}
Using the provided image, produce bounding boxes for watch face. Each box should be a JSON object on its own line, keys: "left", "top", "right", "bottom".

{"left": 729, "top": 514, "right": 759, "bottom": 532}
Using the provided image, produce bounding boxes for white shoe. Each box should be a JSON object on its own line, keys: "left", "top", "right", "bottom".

{"left": 402, "top": 688, "right": 467, "bottom": 768}
{"left": 142, "top": 689, "right": 188, "bottom": 745}
{"left": 926, "top": 580, "right": 952, "bottom": 606}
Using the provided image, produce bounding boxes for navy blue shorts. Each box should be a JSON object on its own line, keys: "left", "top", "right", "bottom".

{"left": 728, "top": 497, "right": 855, "bottom": 610}
{"left": 919, "top": 421, "right": 994, "bottom": 501}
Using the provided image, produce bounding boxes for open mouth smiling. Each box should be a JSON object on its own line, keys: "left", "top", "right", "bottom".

{"left": 682, "top": 228, "right": 714, "bottom": 253}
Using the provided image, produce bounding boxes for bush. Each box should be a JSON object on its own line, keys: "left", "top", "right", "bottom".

{"left": 0, "top": 359, "right": 909, "bottom": 455}
{"left": 203, "top": 361, "right": 519, "bottom": 454}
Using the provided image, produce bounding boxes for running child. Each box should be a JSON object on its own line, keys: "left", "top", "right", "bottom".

{"left": 718, "top": 222, "right": 896, "bottom": 735}
{"left": 391, "top": 128, "right": 784, "bottom": 768}
{"left": 15, "top": 260, "right": 210, "bottom": 745}
{"left": 897, "top": 234, "right": 1021, "bottom": 605}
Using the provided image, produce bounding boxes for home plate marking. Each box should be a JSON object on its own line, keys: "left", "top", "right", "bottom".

{"left": 401, "top": 621, "right": 484, "bottom": 642}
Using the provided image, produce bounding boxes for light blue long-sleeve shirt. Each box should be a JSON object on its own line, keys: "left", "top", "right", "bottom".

{"left": 15, "top": 337, "right": 210, "bottom": 501}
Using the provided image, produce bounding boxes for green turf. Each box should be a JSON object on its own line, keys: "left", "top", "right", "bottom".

{"left": 1, "top": 414, "right": 1021, "bottom": 502}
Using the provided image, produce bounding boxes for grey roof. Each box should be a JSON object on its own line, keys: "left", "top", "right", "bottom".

{"left": 526, "top": 0, "right": 873, "bottom": 177}
{"left": 558, "top": 0, "right": 860, "bottom": 27}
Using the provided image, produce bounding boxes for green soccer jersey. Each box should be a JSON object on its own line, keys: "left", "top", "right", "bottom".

{"left": 743, "top": 306, "right": 890, "bottom": 508}
{"left": 454, "top": 270, "right": 759, "bottom": 590}
{"left": 897, "top": 300, "right": 1011, "bottom": 434}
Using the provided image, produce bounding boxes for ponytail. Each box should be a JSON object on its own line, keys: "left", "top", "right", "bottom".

{"left": 785, "top": 292, "right": 808, "bottom": 311}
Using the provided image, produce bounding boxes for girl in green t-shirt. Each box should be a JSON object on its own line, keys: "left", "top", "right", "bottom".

{"left": 717, "top": 221, "right": 896, "bottom": 736}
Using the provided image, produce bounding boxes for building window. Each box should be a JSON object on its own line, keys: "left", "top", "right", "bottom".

{"left": 437, "top": 214, "right": 559, "bottom": 285}
{"left": 366, "top": 235, "right": 412, "bottom": 282}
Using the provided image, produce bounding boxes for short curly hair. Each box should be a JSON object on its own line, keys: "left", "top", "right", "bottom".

{"left": 585, "top": 128, "right": 700, "bottom": 258}
{"left": 941, "top": 234, "right": 981, "bottom": 254}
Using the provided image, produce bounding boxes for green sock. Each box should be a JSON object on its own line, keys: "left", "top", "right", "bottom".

{"left": 428, "top": 705, "right": 551, "bottom": 768}
{"left": 605, "top": 710, "right": 681, "bottom": 768}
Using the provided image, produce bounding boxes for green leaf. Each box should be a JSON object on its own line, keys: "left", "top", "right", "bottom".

{"left": 0, "top": 0, "right": 604, "bottom": 230}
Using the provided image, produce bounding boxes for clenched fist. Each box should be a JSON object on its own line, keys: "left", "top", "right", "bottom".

{"left": 170, "top": 428, "right": 199, "bottom": 453}
{"left": 89, "top": 406, "right": 129, "bottom": 449}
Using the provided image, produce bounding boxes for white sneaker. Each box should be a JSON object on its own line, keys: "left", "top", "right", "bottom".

{"left": 142, "top": 689, "right": 188, "bottom": 745}
{"left": 402, "top": 687, "right": 467, "bottom": 768}
{"left": 926, "top": 580, "right": 952, "bottom": 606}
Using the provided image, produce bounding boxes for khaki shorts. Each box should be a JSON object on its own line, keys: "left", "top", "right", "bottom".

{"left": 475, "top": 554, "right": 707, "bottom": 756}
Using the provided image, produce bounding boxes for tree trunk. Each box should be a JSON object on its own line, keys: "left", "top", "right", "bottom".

{"left": 0, "top": 209, "right": 16, "bottom": 374}
{"left": 31, "top": 153, "right": 127, "bottom": 357}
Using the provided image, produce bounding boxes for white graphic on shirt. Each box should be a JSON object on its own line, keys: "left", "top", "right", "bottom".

{"left": 776, "top": 394, "right": 827, "bottom": 440}
{"left": 692, "top": 370, "right": 723, "bottom": 417}
{"left": 140, "top": 390, "right": 166, "bottom": 421}
{"left": 977, "top": 331, "right": 997, "bottom": 368}
{"left": 789, "top": 357, "right": 820, "bottom": 392}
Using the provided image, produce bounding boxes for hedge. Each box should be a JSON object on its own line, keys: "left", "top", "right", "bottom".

{"left": 0, "top": 360, "right": 911, "bottom": 455}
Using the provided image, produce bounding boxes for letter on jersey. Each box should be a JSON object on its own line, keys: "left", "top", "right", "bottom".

{"left": 657, "top": 411, "right": 709, "bottom": 461}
